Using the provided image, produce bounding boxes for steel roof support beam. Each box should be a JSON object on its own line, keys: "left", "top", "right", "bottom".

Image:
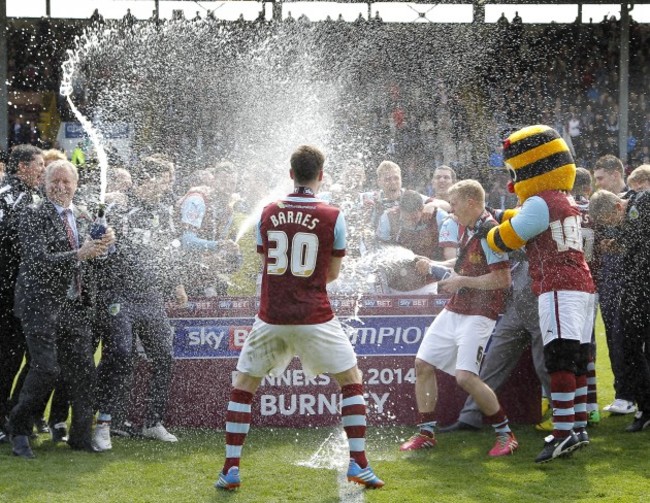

{"left": 619, "top": 3, "right": 630, "bottom": 163}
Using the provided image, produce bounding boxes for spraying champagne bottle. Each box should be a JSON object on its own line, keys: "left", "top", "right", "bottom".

{"left": 429, "top": 263, "right": 452, "bottom": 281}
{"left": 90, "top": 203, "right": 115, "bottom": 254}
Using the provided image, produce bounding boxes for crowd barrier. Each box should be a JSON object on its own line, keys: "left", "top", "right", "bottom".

{"left": 130, "top": 295, "right": 541, "bottom": 428}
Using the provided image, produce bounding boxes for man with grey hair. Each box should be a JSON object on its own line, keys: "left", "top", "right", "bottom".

{"left": 592, "top": 155, "right": 636, "bottom": 416}
{"left": 8, "top": 160, "right": 115, "bottom": 458}
{"left": 589, "top": 187, "right": 650, "bottom": 432}
{"left": 627, "top": 165, "right": 650, "bottom": 192}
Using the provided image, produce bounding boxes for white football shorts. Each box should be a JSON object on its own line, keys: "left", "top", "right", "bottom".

{"left": 538, "top": 290, "right": 596, "bottom": 345}
{"left": 416, "top": 308, "right": 496, "bottom": 376}
{"left": 236, "top": 316, "right": 357, "bottom": 378}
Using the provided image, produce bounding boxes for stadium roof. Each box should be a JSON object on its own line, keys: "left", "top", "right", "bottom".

{"left": 5, "top": 0, "right": 650, "bottom": 24}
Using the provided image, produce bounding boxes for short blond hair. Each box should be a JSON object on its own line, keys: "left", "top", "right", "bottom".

{"left": 448, "top": 179, "right": 485, "bottom": 204}
{"left": 42, "top": 149, "right": 67, "bottom": 164}
{"left": 627, "top": 164, "right": 650, "bottom": 190}
{"left": 376, "top": 160, "right": 400, "bottom": 178}
{"left": 589, "top": 189, "right": 621, "bottom": 224}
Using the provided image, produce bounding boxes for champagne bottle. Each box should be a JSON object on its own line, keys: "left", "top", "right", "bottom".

{"left": 90, "top": 203, "right": 115, "bottom": 254}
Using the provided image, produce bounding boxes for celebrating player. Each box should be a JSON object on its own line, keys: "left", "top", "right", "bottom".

{"left": 399, "top": 180, "right": 518, "bottom": 458}
{"left": 214, "top": 145, "right": 384, "bottom": 491}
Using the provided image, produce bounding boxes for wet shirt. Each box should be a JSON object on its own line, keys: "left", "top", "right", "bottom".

{"left": 510, "top": 190, "right": 595, "bottom": 296}
{"left": 445, "top": 210, "right": 509, "bottom": 320}
{"left": 257, "top": 190, "right": 345, "bottom": 325}
{"left": 377, "top": 206, "right": 448, "bottom": 260}
{"left": 574, "top": 195, "right": 595, "bottom": 264}
{"left": 103, "top": 196, "right": 181, "bottom": 301}
{"left": 612, "top": 190, "right": 650, "bottom": 304}
{"left": 179, "top": 189, "right": 234, "bottom": 247}
{"left": 438, "top": 214, "right": 460, "bottom": 251}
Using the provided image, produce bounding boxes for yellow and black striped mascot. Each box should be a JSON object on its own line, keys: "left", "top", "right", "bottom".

{"left": 484, "top": 124, "right": 576, "bottom": 253}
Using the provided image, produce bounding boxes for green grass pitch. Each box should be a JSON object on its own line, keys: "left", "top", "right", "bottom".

{"left": 1, "top": 314, "right": 648, "bottom": 503}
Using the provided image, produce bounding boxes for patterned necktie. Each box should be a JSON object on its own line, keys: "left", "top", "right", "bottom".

{"left": 61, "top": 209, "right": 82, "bottom": 297}
{"left": 61, "top": 209, "right": 78, "bottom": 249}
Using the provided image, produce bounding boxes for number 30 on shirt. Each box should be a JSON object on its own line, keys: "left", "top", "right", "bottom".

{"left": 266, "top": 231, "right": 320, "bottom": 277}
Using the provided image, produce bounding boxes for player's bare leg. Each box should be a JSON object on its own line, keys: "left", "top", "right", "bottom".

{"left": 456, "top": 370, "right": 518, "bottom": 457}
{"left": 400, "top": 358, "right": 439, "bottom": 451}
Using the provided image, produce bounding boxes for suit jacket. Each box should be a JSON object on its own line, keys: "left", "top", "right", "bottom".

{"left": 0, "top": 175, "right": 42, "bottom": 296}
{"left": 13, "top": 199, "right": 95, "bottom": 325}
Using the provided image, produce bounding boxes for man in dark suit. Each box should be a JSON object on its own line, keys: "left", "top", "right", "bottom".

{"left": 0, "top": 145, "right": 44, "bottom": 443}
{"left": 8, "top": 160, "right": 115, "bottom": 458}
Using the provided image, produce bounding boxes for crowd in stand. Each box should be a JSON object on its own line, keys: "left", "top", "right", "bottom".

{"left": 6, "top": 12, "right": 650, "bottom": 192}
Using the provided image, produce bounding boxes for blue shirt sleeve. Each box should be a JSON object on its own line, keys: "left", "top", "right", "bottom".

{"left": 435, "top": 208, "right": 449, "bottom": 228}
{"left": 256, "top": 220, "right": 263, "bottom": 248}
{"left": 333, "top": 212, "right": 347, "bottom": 250}
{"left": 480, "top": 239, "right": 509, "bottom": 266}
{"left": 509, "top": 195, "right": 550, "bottom": 242}
{"left": 181, "top": 231, "right": 217, "bottom": 251}
{"left": 439, "top": 215, "right": 459, "bottom": 245}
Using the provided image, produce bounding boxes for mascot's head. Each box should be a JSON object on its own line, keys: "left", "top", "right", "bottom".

{"left": 503, "top": 125, "right": 576, "bottom": 202}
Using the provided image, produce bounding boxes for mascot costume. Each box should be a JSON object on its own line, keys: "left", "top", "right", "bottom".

{"left": 479, "top": 125, "right": 596, "bottom": 464}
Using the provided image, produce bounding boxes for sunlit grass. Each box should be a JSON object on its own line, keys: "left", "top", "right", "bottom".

{"left": 1, "top": 314, "right": 647, "bottom": 503}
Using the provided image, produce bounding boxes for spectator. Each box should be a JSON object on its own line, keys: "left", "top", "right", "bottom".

{"left": 0, "top": 145, "right": 44, "bottom": 444}
{"left": 178, "top": 161, "right": 243, "bottom": 296}
{"left": 376, "top": 189, "right": 450, "bottom": 259}
{"left": 326, "top": 159, "right": 372, "bottom": 257}
{"left": 70, "top": 142, "right": 86, "bottom": 167}
{"left": 427, "top": 165, "right": 456, "bottom": 210}
{"left": 11, "top": 145, "right": 71, "bottom": 440}
{"left": 104, "top": 167, "right": 133, "bottom": 209}
{"left": 486, "top": 171, "right": 518, "bottom": 211}
{"left": 361, "top": 160, "right": 429, "bottom": 248}
{"left": 93, "top": 155, "right": 186, "bottom": 449}
{"left": 627, "top": 164, "right": 650, "bottom": 191}
{"left": 590, "top": 188, "right": 650, "bottom": 432}
{"left": 361, "top": 161, "right": 404, "bottom": 232}
{"left": 592, "top": 155, "right": 636, "bottom": 415}
{"left": 90, "top": 8, "right": 105, "bottom": 27}
{"left": 375, "top": 189, "right": 454, "bottom": 294}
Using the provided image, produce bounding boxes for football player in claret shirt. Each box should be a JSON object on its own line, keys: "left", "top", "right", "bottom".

{"left": 214, "top": 145, "right": 384, "bottom": 491}
{"left": 399, "top": 180, "right": 518, "bottom": 458}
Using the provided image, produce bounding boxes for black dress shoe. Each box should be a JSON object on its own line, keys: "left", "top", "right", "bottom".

{"left": 626, "top": 412, "right": 650, "bottom": 432}
{"left": 11, "top": 435, "right": 35, "bottom": 459}
{"left": 438, "top": 421, "right": 481, "bottom": 433}
{"left": 67, "top": 440, "right": 100, "bottom": 453}
{"left": 51, "top": 424, "right": 69, "bottom": 443}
